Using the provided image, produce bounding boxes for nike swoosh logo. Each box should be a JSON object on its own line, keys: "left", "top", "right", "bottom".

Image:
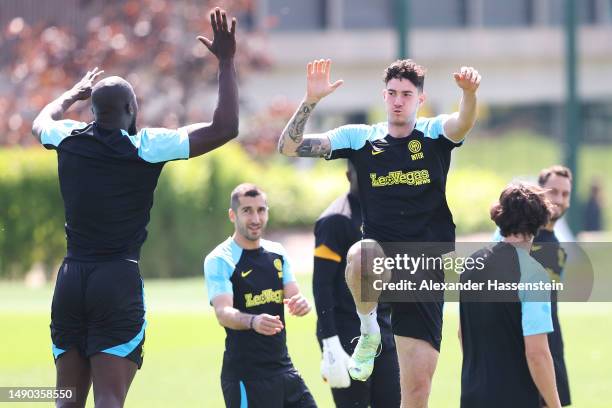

{"left": 371, "top": 150, "right": 385, "bottom": 156}
{"left": 531, "top": 245, "right": 542, "bottom": 252}
{"left": 241, "top": 269, "right": 253, "bottom": 278}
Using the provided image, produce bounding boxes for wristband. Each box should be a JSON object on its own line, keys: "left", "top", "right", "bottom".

{"left": 249, "top": 315, "right": 255, "bottom": 330}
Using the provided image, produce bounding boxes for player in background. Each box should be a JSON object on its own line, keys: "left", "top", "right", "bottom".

{"left": 532, "top": 166, "right": 573, "bottom": 406}
{"left": 278, "top": 58, "right": 480, "bottom": 407}
{"left": 460, "top": 183, "right": 560, "bottom": 408}
{"left": 32, "top": 8, "right": 238, "bottom": 408}
{"left": 204, "top": 184, "right": 317, "bottom": 408}
{"left": 314, "top": 161, "right": 400, "bottom": 407}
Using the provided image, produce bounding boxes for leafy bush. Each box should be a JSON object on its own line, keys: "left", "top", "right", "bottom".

{"left": 4, "top": 132, "right": 608, "bottom": 278}
{"left": 0, "top": 145, "right": 347, "bottom": 278}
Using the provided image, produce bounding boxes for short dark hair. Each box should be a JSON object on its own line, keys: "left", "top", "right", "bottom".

{"left": 538, "top": 165, "right": 573, "bottom": 187}
{"left": 490, "top": 183, "right": 552, "bottom": 238}
{"left": 383, "top": 59, "right": 426, "bottom": 91}
{"left": 230, "top": 183, "right": 266, "bottom": 210}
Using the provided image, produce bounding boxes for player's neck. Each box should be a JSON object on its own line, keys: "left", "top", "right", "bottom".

{"left": 387, "top": 120, "right": 416, "bottom": 138}
{"left": 232, "top": 233, "right": 260, "bottom": 250}
{"left": 543, "top": 221, "right": 556, "bottom": 231}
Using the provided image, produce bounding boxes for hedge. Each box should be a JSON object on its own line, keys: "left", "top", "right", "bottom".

{"left": 1, "top": 144, "right": 510, "bottom": 279}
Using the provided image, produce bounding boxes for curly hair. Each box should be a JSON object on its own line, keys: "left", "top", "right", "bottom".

{"left": 383, "top": 59, "right": 426, "bottom": 91}
{"left": 490, "top": 183, "right": 552, "bottom": 238}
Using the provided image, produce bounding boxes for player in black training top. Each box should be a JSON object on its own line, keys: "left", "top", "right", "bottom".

{"left": 31, "top": 8, "right": 238, "bottom": 408}
{"left": 314, "top": 161, "right": 400, "bottom": 407}
{"left": 205, "top": 184, "right": 316, "bottom": 408}
{"left": 532, "top": 165, "right": 573, "bottom": 406}
{"left": 460, "top": 183, "right": 561, "bottom": 408}
{"left": 277, "top": 58, "right": 481, "bottom": 406}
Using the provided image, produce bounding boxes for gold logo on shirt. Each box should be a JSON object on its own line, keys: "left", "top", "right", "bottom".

{"left": 241, "top": 269, "right": 253, "bottom": 278}
{"left": 274, "top": 258, "right": 283, "bottom": 279}
{"left": 408, "top": 140, "right": 421, "bottom": 154}
{"left": 408, "top": 140, "right": 424, "bottom": 160}
{"left": 245, "top": 288, "right": 283, "bottom": 307}
{"left": 370, "top": 170, "right": 431, "bottom": 187}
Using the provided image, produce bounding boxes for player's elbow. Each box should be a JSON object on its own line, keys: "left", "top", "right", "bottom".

{"left": 31, "top": 118, "right": 44, "bottom": 141}
{"left": 214, "top": 308, "right": 231, "bottom": 328}
{"left": 525, "top": 342, "right": 550, "bottom": 364}
{"left": 277, "top": 142, "right": 297, "bottom": 157}
{"left": 220, "top": 121, "right": 239, "bottom": 141}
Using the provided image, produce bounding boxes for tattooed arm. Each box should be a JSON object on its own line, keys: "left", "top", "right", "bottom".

{"left": 278, "top": 101, "right": 330, "bottom": 157}
{"left": 278, "top": 59, "right": 343, "bottom": 157}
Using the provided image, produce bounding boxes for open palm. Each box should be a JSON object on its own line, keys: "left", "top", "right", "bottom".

{"left": 306, "top": 59, "right": 343, "bottom": 103}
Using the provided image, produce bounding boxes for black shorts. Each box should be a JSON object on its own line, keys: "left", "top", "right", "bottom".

{"left": 391, "top": 301, "right": 443, "bottom": 351}
{"left": 221, "top": 369, "right": 317, "bottom": 408}
{"left": 50, "top": 259, "right": 146, "bottom": 368}
{"left": 388, "top": 251, "right": 444, "bottom": 352}
{"left": 330, "top": 344, "right": 400, "bottom": 408}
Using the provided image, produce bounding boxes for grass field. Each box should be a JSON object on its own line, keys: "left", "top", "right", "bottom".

{"left": 1, "top": 276, "right": 611, "bottom": 407}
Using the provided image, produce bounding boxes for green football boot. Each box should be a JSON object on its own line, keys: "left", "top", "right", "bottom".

{"left": 348, "top": 333, "right": 381, "bottom": 381}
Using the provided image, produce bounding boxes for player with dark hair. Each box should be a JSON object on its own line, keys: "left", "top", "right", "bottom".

{"left": 277, "top": 58, "right": 481, "bottom": 406}
{"left": 204, "top": 183, "right": 317, "bottom": 408}
{"left": 533, "top": 165, "right": 573, "bottom": 406}
{"left": 31, "top": 8, "right": 238, "bottom": 408}
{"left": 314, "top": 161, "right": 400, "bottom": 407}
{"left": 460, "top": 183, "right": 561, "bottom": 408}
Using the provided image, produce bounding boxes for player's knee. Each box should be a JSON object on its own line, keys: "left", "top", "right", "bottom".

{"left": 402, "top": 374, "right": 432, "bottom": 403}
{"left": 347, "top": 242, "right": 362, "bottom": 267}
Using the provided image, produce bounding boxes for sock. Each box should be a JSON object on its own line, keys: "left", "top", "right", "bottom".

{"left": 357, "top": 308, "right": 380, "bottom": 335}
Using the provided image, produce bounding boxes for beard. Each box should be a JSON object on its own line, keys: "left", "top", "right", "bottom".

{"left": 238, "top": 223, "right": 264, "bottom": 241}
{"left": 550, "top": 206, "right": 568, "bottom": 222}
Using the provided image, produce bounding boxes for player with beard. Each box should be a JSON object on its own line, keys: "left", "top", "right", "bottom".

{"left": 204, "top": 184, "right": 317, "bottom": 408}
{"left": 32, "top": 8, "right": 238, "bottom": 407}
{"left": 277, "top": 59, "right": 481, "bottom": 407}
{"left": 532, "top": 166, "right": 573, "bottom": 406}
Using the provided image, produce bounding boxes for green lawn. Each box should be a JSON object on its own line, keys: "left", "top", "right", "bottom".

{"left": 0, "top": 277, "right": 610, "bottom": 407}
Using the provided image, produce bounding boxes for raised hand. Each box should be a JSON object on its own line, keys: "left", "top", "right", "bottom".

{"left": 197, "top": 7, "right": 236, "bottom": 61}
{"left": 453, "top": 66, "right": 481, "bottom": 93}
{"left": 305, "top": 59, "right": 343, "bottom": 104}
{"left": 69, "top": 67, "right": 104, "bottom": 100}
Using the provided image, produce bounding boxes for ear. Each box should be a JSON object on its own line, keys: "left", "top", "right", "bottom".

{"left": 419, "top": 92, "right": 426, "bottom": 105}
{"left": 382, "top": 88, "right": 387, "bottom": 101}
{"left": 228, "top": 208, "right": 235, "bottom": 223}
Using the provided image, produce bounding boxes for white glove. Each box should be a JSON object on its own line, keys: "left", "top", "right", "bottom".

{"left": 320, "top": 335, "right": 351, "bottom": 388}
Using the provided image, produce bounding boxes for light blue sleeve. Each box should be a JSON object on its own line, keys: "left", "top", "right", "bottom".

{"left": 204, "top": 255, "right": 234, "bottom": 303}
{"left": 40, "top": 119, "right": 87, "bottom": 147}
{"left": 517, "top": 250, "right": 553, "bottom": 336}
{"left": 492, "top": 228, "right": 503, "bottom": 242}
{"left": 282, "top": 250, "right": 296, "bottom": 285}
{"left": 326, "top": 124, "right": 372, "bottom": 152}
{"left": 128, "top": 127, "right": 190, "bottom": 163}
{"left": 416, "top": 114, "right": 452, "bottom": 140}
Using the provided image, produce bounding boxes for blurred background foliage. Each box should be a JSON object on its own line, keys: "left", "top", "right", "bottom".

{"left": 2, "top": 130, "right": 611, "bottom": 278}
